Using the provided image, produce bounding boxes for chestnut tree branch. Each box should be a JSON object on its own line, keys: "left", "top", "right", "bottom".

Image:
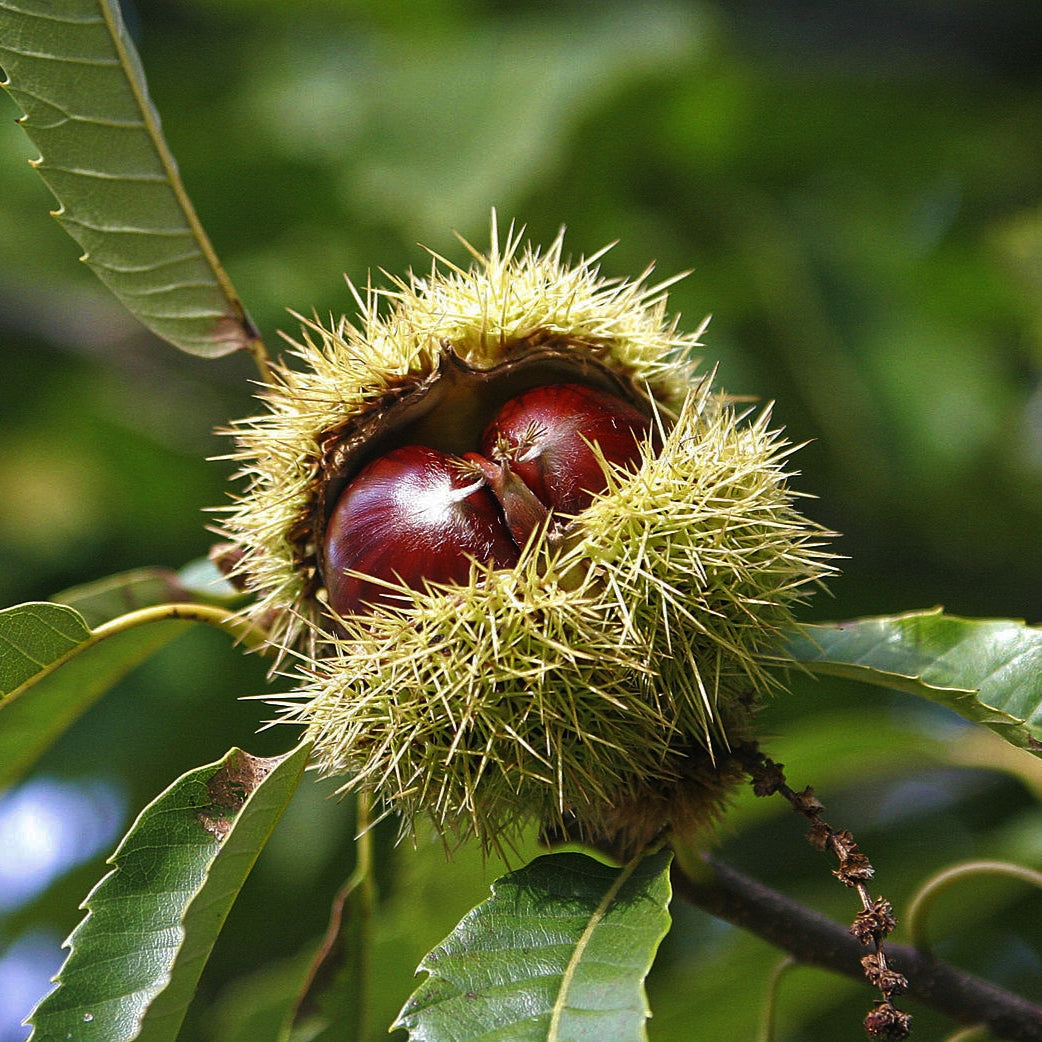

{"left": 671, "top": 854, "right": 1042, "bottom": 1042}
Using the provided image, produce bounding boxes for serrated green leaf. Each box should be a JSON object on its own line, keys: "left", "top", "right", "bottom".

{"left": 0, "top": 0, "right": 258, "bottom": 357}
{"left": 395, "top": 849, "right": 673, "bottom": 1042}
{"left": 0, "top": 602, "right": 190, "bottom": 790}
{"left": 29, "top": 742, "right": 310, "bottom": 1042}
{"left": 787, "top": 608, "right": 1042, "bottom": 755}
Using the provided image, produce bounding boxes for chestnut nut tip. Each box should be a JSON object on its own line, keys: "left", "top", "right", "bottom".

{"left": 321, "top": 382, "right": 654, "bottom": 618}
{"left": 481, "top": 382, "right": 653, "bottom": 516}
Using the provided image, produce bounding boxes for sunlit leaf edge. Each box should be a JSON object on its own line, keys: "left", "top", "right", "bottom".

{"left": 0, "top": 601, "right": 91, "bottom": 700}
{"left": 0, "top": 0, "right": 258, "bottom": 358}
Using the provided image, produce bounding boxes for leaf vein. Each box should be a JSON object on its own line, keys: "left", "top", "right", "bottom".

{"left": 59, "top": 216, "right": 196, "bottom": 237}
{"left": 37, "top": 165, "right": 169, "bottom": 182}
{"left": 115, "top": 279, "right": 224, "bottom": 296}
{"left": 96, "top": 252, "right": 203, "bottom": 274}
{"left": 0, "top": 45, "right": 119, "bottom": 67}
{"left": 0, "top": 632, "right": 51, "bottom": 670}
{"left": 0, "top": 2, "right": 104, "bottom": 26}
{"left": 10, "top": 86, "right": 147, "bottom": 128}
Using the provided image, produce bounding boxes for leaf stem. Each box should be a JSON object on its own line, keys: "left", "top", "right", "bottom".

{"left": 342, "top": 792, "right": 376, "bottom": 1042}
{"left": 280, "top": 792, "right": 378, "bottom": 1042}
{"left": 906, "top": 860, "right": 1042, "bottom": 954}
{"left": 945, "top": 1028, "right": 998, "bottom": 1042}
{"left": 757, "top": 956, "right": 796, "bottom": 1042}
{"left": 92, "top": 602, "right": 271, "bottom": 652}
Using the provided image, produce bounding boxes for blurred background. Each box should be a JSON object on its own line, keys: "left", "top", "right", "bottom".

{"left": 1, "top": 1, "right": 1040, "bottom": 1039}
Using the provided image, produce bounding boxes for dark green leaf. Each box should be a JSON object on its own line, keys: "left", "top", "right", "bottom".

{"left": 29, "top": 743, "right": 310, "bottom": 1042}
{"left": 0, "top": 0, "right": 257, "bottom": 357}
{"left": 0, "top": 602, "right": 190, "bottom": 789}
{"left": 395, "top": 849, "right": 673, "bottom": 1042}
{"left": 787, "top": 608, "right": 1042, "bottom": 755}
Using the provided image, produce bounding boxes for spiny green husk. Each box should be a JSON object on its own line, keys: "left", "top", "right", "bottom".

{"left": 223, "top": 219, "right": 837, "bottom": 851}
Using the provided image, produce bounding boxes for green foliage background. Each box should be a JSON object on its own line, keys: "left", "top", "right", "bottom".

{"left": 0, "top": 2, "right": 1040, "bottom": 1039}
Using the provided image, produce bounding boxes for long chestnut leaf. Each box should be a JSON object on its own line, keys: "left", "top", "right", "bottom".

{"left": 0, "top": 0, "right": 261, "bottom": 360}
{"left": 787, "top": 608, "right": 1042, "bottom": 756}
{"left": 395, "top": 849, "right": 673, "bottom": 1042}
{"left": 28, "top": 743, "right": 309, "bottom": 1042}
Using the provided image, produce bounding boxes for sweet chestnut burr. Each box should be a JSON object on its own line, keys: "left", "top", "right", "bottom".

{"left": 221, "top": 218, "right": 837, "bottom": 853}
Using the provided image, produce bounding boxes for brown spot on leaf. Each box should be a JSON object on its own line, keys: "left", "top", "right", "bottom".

{"left": 196, "top": 749, "right": 279, "bottom": 840}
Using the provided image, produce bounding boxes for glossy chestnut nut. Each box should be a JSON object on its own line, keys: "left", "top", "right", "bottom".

{"left": 480, "top": 383, "right": 653, "bottom": 517}
{"left": 323, "top": 445, "right": 520, "bottom": 616}
{"left": 323, "top": 383, "right": 655, "bottom": 617}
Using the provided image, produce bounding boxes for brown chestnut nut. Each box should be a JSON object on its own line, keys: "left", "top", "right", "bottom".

{"left": 480, "top": 383, "right": 653, "bottom": 517}
{"left": 323, "top": 445, "right": 520, "bottom": 616}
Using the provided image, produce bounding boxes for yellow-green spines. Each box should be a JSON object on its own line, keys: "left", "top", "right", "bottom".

{"left": 222, "top": 218, "right": 837, "bottom": 851}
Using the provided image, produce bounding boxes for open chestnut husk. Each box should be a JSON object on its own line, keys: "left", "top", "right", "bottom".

{"left": 221, "top": 220, "right": 837, "bottom": 853}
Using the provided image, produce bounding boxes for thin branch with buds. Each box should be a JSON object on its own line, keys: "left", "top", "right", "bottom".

{"left": 738, "top": 748, "right": 911, "bottom": 1037}
{"left": 671, "top": 855, "right": 1042, "bottom": 1041}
